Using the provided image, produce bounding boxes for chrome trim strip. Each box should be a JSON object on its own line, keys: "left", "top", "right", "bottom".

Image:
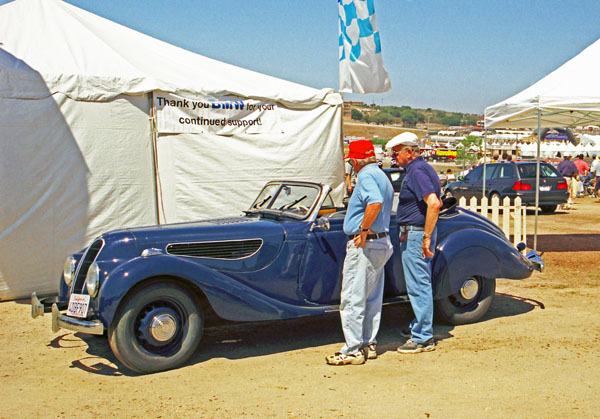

{"left": 165, "top": 238, "right": 264, "bottom": 261}
{"left": 141, "top": 247, "right": 164, "bottom": 257}
{"left": 51, "top": 303, "right": 104, "bottom": 335}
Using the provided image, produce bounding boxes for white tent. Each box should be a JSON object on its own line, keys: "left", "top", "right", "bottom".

{"left": 485, "top": 37, "right": 600, "bottom": 250}
{"left": 0, "top": 0, "right": 343, "bottom": 299}
{"left": 485, "top": 37, "right": 600, "bottom": 129}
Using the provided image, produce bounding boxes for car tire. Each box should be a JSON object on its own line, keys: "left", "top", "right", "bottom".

{"left": 489, "top": 192, "right": 501, "bottom": 204}
{"left": 443, "top": 189, "right": 454, "bottom": 200}
{"left": 435, "top": 276, "right": 496, "bottom": 325}
{"left": 108, "top": 281, "right": 204, "bottom": 373}
{"left": 540, "top": 204, "right": 557, "bottom": 214}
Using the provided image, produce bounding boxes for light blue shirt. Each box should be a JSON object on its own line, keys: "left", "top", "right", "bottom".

{"left": 343, "top": 163, "right": 394, "bottom": 235}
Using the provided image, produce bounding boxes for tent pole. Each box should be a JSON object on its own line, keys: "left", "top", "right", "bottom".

{"left": 149, "top": 92, "right": 162, "bottom": 225}
{"left": 482, "top": 129, "right": 487, "bottom": 197}
{"left": 534, "top": 108, "right": 541, "bottom": 251}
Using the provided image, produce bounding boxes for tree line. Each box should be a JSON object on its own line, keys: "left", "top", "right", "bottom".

{"left": 350, "top": 105, "right": 479, "bottom": 128}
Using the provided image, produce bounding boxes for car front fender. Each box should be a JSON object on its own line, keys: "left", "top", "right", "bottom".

{"left": 97, "top": 255, "right": 329, "bottom": 327}
{"left": 433, "top": 228, "right": 534, "bottom": 298}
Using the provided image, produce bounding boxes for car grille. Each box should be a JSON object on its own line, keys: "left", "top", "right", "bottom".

{"left": 72, "top": 239, "right": 103, "bottom": 294}
{"left": 166, "top": 239, "right": 262, "bottom": 260}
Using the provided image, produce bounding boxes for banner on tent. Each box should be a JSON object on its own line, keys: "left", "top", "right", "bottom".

{"left": 153, "top": 92, "right": 280, "bottom": 134}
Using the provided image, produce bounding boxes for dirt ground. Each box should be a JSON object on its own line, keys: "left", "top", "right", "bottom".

{"left": 1, "top": 198, "right": 599, "bottom": 418}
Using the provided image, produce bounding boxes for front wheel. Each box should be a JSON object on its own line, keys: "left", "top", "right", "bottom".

{"left": 108, "top": 281, "right": 204, "bottom": 373}
{"left": 435, "top": 276, "right": 496, "bottom": 325}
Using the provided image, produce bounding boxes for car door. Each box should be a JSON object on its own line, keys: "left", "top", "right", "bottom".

{"left": 456, "top": 165, "right": 484, "bottom": 199}
{"left": 483, "top": 164, "right": 500, "bottom": 195}
{"left": 494, "top": 163, "right": 516, "bottom": 197}
{"left": 297, "top": 200, "right": 348, "bottom": 304}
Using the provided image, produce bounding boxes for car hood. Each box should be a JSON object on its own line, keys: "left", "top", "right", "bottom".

{"left": 125, "top": 216, "right": 285, "bottom": 252}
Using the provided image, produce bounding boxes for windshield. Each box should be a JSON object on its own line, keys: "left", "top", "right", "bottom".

{"left": 248, "top": 182, "right": 322, "bottom": 219}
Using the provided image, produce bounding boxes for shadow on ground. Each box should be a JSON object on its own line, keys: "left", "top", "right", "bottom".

{"left": 56, "top": 291, "right": 541, "bottom": 376}
{"left": 526, "top": 234, "right": 600, "bottom": 252}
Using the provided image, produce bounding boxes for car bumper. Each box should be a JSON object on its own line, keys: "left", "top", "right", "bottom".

{"left": 513, "top": 191, "right": 568, "bottom": 205}
{"left": 31, "top": 292, "right": 104, "bottom": 335}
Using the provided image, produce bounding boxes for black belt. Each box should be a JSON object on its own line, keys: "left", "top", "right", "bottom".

{"left": 399, "top": 224, "right": 424, "bottom": 232}
{"left": 348, "top": 232, "right": 388, "bottom": 241}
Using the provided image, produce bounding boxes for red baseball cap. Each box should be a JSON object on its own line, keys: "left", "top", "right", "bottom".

{"left": 344, "top": 140, "right": 375, "bottom": 160}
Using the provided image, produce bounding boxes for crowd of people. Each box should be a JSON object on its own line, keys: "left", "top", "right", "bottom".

{"left": 328, "top": 133, "right": 441, "bottom": 365}
{"left": 557, "top": 153, "right": 600, "bottom": 206}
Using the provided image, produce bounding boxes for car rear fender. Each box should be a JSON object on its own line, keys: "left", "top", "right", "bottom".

{"left": 98, "top": 255, "right": 326, "bottom": 326}
{"left": 433, "top": 228, "right": 524, "bottom": 298}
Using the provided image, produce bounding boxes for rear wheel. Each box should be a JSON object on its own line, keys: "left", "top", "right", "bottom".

{"left": 108, "top": 281, "right": 204, "bottom": 373}
{"left": 540, "top": 204, "right": 557, "bottom": 214}
{"left": 489, "top": 192, "right": 501, "bottom": 203}
{"left": 435, "top": 276, "right": 496, "bottom": 325}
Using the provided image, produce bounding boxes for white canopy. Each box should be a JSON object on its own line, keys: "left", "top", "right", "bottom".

{"left": 485, "top": 37, "right": 600, "bottom": 129}
{"left": 0, "top": 0, "right": 343, "bottom": 299}
{"left": 0, "top": 0, "right": 337, "bottom": 107}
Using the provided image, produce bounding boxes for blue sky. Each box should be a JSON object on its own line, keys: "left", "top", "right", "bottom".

{"left": 3, "top": 0, "right": 600, "bottom": 114}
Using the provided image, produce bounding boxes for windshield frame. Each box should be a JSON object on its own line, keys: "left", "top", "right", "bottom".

{"left": 246, "top": 181, "right": 325, "bottom": 220}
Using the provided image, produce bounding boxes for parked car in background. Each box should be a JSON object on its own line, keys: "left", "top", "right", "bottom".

{"left": 444, "top": 161, "right": 569, "bottom": 213}
{"left": 382, "top": 167, "right": 405, "bottom": 192}
{"left": 32, "top": 180, "right": 543, "bottom": 373}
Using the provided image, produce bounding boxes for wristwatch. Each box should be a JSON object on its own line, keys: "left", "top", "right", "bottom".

{"left": 423, "top": 232, "right": 431, "bottom": 239}
{"left": 361, "top": 227, "right": 369, "bottom": 232}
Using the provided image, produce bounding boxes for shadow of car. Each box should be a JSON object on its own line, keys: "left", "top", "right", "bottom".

{"left": 31, "top": 180, "right": 542, "bottom": 373}
{"left": 444, "top": 161, "right": 569, "bottom": 214}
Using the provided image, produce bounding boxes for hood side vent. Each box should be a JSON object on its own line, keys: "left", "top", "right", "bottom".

{"left": 166, "top": 239, "right": 263, "bottom": 260}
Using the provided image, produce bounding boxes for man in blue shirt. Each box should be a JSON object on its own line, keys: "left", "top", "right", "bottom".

{"left": 386, "top": 132, "right": 442, "bottom": 353}
{"left": 326, "top": 140, "right": 394, "bottom": 365}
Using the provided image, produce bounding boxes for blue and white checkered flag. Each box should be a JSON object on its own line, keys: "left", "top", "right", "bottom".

{"left": 338, "top": 0, "right": 391, "bottom": 93}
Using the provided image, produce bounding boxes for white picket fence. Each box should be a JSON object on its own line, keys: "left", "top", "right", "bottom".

{"left": 457, "top": 196, "right": 527, "bottom": 245}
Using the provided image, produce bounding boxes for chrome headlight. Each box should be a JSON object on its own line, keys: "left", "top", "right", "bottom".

{"left": 85, "top": 262, "right": 100, "bottom": 297}
{"left": 63, "top": 256, "right": 77, "bottom": 286}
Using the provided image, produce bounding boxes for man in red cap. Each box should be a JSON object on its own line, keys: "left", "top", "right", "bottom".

{"left": 326, "top": 140, "right": 394, "bottom": 365}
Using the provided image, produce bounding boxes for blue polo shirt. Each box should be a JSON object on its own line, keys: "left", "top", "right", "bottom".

{"left": 343, "top": 163, "right": 394, "bottom": 235}
{"left": 396, "top": 156, "right": 441, "bottom": 226}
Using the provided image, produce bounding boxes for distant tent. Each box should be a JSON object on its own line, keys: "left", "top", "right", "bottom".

{"left": 485, "top": 37, "right": 600, "bottom": 250}
{"left": 485, "top": 37, "right": 600, "bottom": 129}
{"left": 0, "top": 0, "right": 343, "bottom": 299}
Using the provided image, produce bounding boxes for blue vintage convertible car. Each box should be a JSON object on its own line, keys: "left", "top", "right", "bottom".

{"left": 31, "top": 180, "right": 543, "bottom": 373}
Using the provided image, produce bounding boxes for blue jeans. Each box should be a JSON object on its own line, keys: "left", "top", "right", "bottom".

{"left": 400, "top": 229, "right": 437, "bottom": 343}
{"left": 339, "top": 237, "right": 394, "bottom": 355}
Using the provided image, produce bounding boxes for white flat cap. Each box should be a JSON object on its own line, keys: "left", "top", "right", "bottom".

{"left": 385, "top": 132, "right": 419, "bottom": 150}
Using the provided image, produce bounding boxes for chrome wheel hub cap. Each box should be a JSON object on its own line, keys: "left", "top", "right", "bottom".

{"left": 150, "top": 313, "right": 177, "bottom": 342}
{"left": 460, "top": 278, "right": 479, "bottom": 300}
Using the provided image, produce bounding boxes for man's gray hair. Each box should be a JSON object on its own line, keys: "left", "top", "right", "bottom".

{"left": 353, "top": 156, "right": 378, "bottom": 166}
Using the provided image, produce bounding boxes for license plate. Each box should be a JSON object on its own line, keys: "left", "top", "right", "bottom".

{"left": 540, "top": 186, "right": 551, "bottom": 191}
{"left": 67, "top": 293, "right": 90, "bottom": 318}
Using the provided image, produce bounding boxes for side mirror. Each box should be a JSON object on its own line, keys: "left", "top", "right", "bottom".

{"left": 310, "top": 217, "right": 330, "bottom": 232}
